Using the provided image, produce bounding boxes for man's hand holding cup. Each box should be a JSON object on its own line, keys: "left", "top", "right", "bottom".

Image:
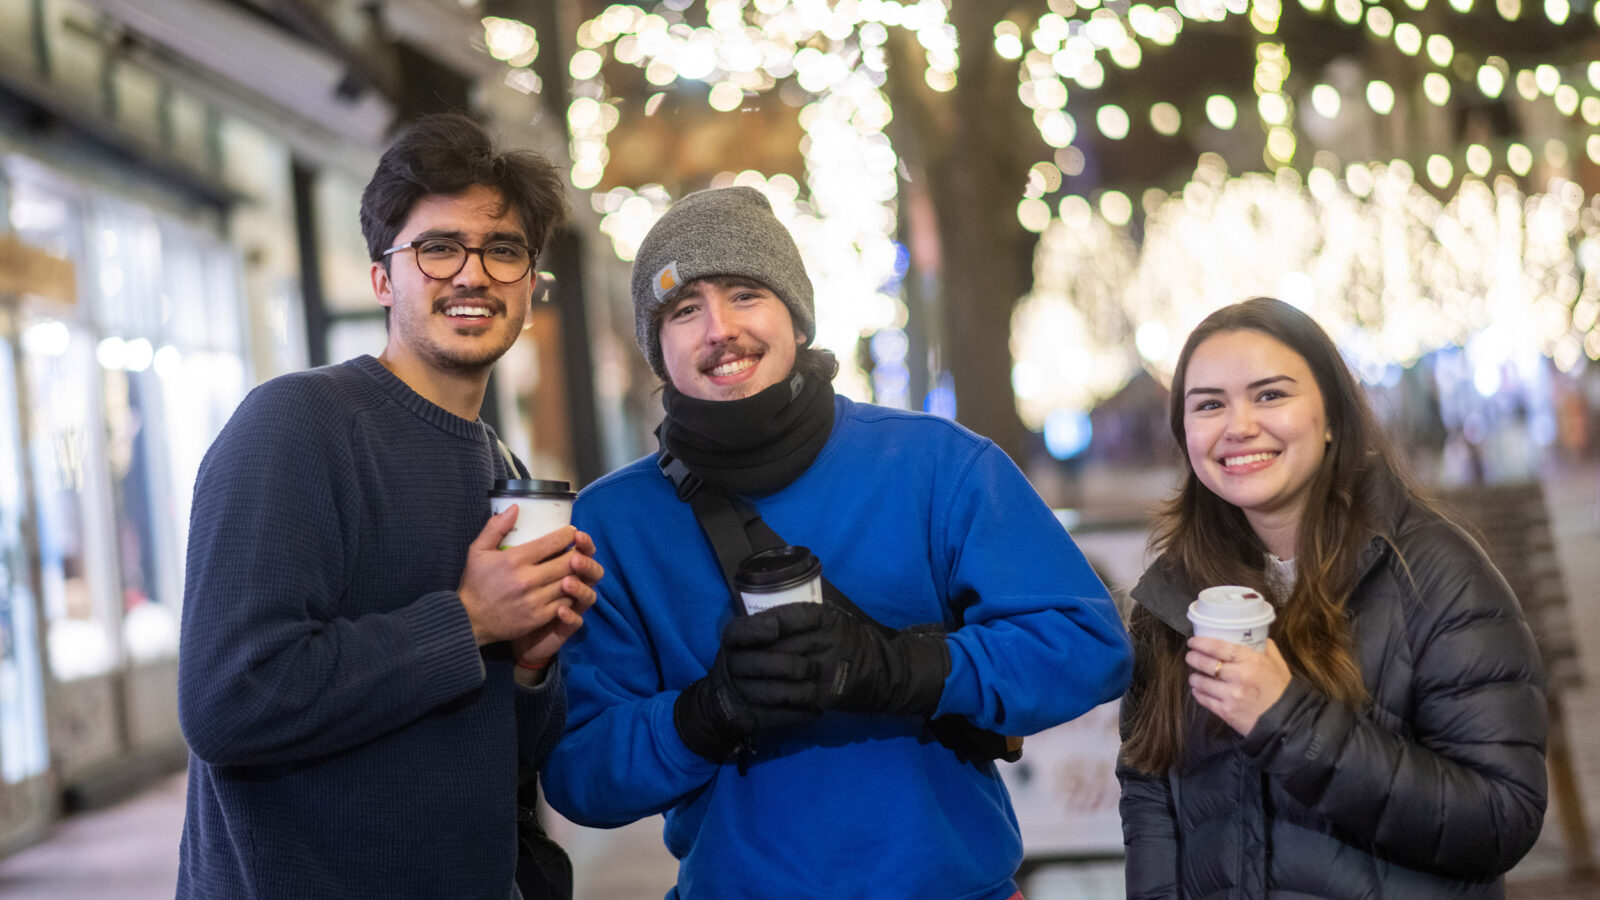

{"left": 459, "top": 479, "right": 602, "bottom": 682}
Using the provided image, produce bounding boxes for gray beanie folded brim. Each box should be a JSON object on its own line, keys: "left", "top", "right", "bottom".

{"left": 631, "top": 186, "right": 816, "bottom": 379}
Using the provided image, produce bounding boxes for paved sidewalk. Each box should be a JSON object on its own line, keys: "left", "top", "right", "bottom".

{"left": 0, "top": 769, "right": 186, "bottom": 900}
{"left": 0, "top": 765, "right": 1595, "bottom": 899}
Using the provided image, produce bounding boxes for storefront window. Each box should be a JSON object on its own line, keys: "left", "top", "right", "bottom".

{"left": 9, "top": 173, "right": 119, "bottom": 682}
{"left": 7, "top": 164, "right": 250, "bottom": 678}
{"left": 21, "top": 310, "right": 119, "bottom": 681}
{"left": 146, "top": 224, "right": 247, "bottom": 659}
{"left": 91, "top": 203, "right": 179, "bottom": 659}
{"left": 0, "top": 331, "right": 50, "bottom": 781}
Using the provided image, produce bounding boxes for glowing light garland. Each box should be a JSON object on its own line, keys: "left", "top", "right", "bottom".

{"left": 563, "top": 0, "right": 961, "bottom": 402}
{"left": 1003, "top": 0, "right": 1600, "bottom": 445}
{"left": 1013, "top": 153, "right": 1600, "bottom": 434}
{"left": 469, "top": 1, "right": 1599, "bottom": 438}
{"left": 1008, "top": 0, "right": 1600, "bottom": 197}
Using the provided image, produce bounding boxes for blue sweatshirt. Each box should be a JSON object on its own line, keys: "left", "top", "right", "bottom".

{"left": 544, "top": 396, "right": 1131, "bottom": 900}
{"left": 176, "top": 355, "right": 564, "bottom": 900}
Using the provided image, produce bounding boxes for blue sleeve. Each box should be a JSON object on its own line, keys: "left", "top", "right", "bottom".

{"left": 177, "top": 385, "right": 484, "bottom": 766}
{"left": 932, "top": 444, "right": 1132, "bottom": 734}
{"left": 541, "top": 567, "right": 720, "bottom": 827}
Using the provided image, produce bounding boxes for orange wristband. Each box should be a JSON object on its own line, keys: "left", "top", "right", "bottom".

{"left": 516, "top": 658, "right": 553, "bottom": 671}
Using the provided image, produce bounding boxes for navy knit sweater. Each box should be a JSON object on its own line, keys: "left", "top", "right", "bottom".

{"left": 176, "top": 355, "right": 564, "bottom": 900}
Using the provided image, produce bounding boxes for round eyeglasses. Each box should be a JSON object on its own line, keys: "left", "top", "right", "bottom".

{"left": 381, "top": 237, "right": 535, "bottom": 284}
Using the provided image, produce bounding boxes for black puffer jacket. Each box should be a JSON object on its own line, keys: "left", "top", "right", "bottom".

{"left": 1118, "top": 495, "right": 1548, "bottom": 899}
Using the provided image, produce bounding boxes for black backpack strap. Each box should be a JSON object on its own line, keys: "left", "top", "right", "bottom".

{"left": 658, "top": 445, "right": 763, "bottom": 609}
{"left": 714, "top": 495, "right": 894, "bottom": 629}
{"left": 687, "top": 489, "right": 762, "bottom": 605}
{"left": 741, "top": 513, "right": 895, "bottom": 631}
{"left": 657, "top": 448, "right": 704, "bottom": 503}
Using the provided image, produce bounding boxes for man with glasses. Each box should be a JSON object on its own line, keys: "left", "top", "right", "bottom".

{"left": 176, "top": 113, "right": 602, "bottom": 899}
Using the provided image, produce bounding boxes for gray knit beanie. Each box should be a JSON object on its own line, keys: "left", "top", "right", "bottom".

{"left": 631, "top": 186, "right": 815, "bottom": 379}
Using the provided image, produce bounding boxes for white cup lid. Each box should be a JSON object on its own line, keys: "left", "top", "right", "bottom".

{"left": 1189, "top": 585, "right": 1274, "bottom": 625}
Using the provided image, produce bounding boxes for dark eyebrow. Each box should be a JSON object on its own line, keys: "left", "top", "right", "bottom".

{"left": 408, "top": 228, "right": 529, "bottom": 245}
{"left": 409, "top": 229, "right": 465, "bottom": 241}
{"left": 1248, "top": 375, "right": 1297, "bottom": 390}
{"left": 661, "top": 286, "right": 702, "bottom": 318}
{"left": 1184, "top": 374, "right": 1296, "bottom": 399}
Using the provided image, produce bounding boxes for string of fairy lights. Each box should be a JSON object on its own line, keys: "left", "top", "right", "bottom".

{"left": 474, "top": 0, "right": 1600, "bottom": 451}
{"left": 1005, "top": 0, "right": 1600, "bottom": 176}
{"left": 549, "top": 0, "right": 960, "bottom": 402}
{"left": 1014, "top": 155, "right": 1599, "bottom": 441}
{"left": 1004, "top": 0, "right": 1600, "bottom": 444}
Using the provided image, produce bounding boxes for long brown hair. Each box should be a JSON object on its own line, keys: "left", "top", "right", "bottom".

{"left": 1122, "top": 297, "right": 1417, "bottom": 773}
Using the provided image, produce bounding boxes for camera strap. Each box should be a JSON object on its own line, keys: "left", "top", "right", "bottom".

{"left": 655, "top": 444, "right": 1022, "bottom": 767}
{"left": 492, "top": 435, "right": 528, "bottom": 479}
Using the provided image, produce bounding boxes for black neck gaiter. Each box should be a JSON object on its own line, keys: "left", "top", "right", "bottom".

{"left": 658, "top": 370, "right": 836, "bottom": 496}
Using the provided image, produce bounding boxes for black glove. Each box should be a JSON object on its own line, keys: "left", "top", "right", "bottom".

{"left": 673, "top": 615, "right": 824, "bottom": 762}
{"left": 747, "top": 602, "right": 951, "bottom": 717}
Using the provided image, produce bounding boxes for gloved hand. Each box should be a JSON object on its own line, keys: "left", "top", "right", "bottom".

{"left": 673, "top": 615, "right": 825, "bottom": 762}
{"left": 740, "top": 602, "right": 951, "bottom": 717}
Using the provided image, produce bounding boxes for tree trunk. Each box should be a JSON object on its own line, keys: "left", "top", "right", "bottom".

{"left": 885, "top": 4, "right": 1042, "bottom": 464}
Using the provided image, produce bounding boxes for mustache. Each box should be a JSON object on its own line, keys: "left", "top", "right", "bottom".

{"left": 432, "top": 289, "right": 504, "bottom": 315}
{"left": 697, "top": 340, "right": 768, "bottom": 373}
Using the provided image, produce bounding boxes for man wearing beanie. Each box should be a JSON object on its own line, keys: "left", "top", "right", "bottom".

{"left": 543, "top": 186, "right": 1131, "bottom": 899}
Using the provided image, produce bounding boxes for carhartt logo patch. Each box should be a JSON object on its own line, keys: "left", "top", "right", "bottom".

{"left": 653, "top": 261, "right": 681, "bottom": 303}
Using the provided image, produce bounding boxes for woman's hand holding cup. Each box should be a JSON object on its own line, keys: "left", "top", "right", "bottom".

{"left": 1186, "top": 635, "right": 1292, "bottom": 736}
{"left": 1184, "top": 586, "right": 1290, "bottom": 735}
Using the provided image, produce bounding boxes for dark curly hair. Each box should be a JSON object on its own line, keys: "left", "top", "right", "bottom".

{"left": 359, "top": 112, "right": 568, "bottom": 266}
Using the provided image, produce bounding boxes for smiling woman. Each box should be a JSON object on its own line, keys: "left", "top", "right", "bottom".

{"left": 1180, "top": 329, "right": 1331, "bottom": 558}
{"left": 1116, "top": 297, "right": 1548, "bottom": 899}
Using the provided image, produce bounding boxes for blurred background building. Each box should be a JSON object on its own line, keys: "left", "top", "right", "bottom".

{"left": 0, "top": 0, "right": 1597, "bottom": 896}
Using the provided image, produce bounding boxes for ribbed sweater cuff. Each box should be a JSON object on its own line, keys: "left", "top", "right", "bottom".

{"left": 399, "top": 590, "right": 485, "bottom": 706}
{"left": 515, "top": 655, "right": 562, "bottom": 698}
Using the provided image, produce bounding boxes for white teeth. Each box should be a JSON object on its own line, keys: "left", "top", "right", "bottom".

{"left": 444, "top": 306, "right": 491, "bottom": 318}
{"left": 1222, "top": 451, "right": 1277, "bottom": 467}
{"left": 709, "top": 357, "right": 757, "bottom": 377}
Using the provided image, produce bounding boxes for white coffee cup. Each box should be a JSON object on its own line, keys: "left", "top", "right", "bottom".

{"left": 488, "top": 479, "right": 575, "bottom": 549}
{"left": 734, "top": 546, "right": 823, "bottom": 616}
{"left": 1187, "top": 585, "right": 1275, "bottom": 651}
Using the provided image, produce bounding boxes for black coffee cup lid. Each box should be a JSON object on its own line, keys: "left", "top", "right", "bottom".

{"left": 735, "top": 545, "right": 821, "bottom": 588}
{"left": 490, "top": 479, "right": 572, "bottom": 496}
